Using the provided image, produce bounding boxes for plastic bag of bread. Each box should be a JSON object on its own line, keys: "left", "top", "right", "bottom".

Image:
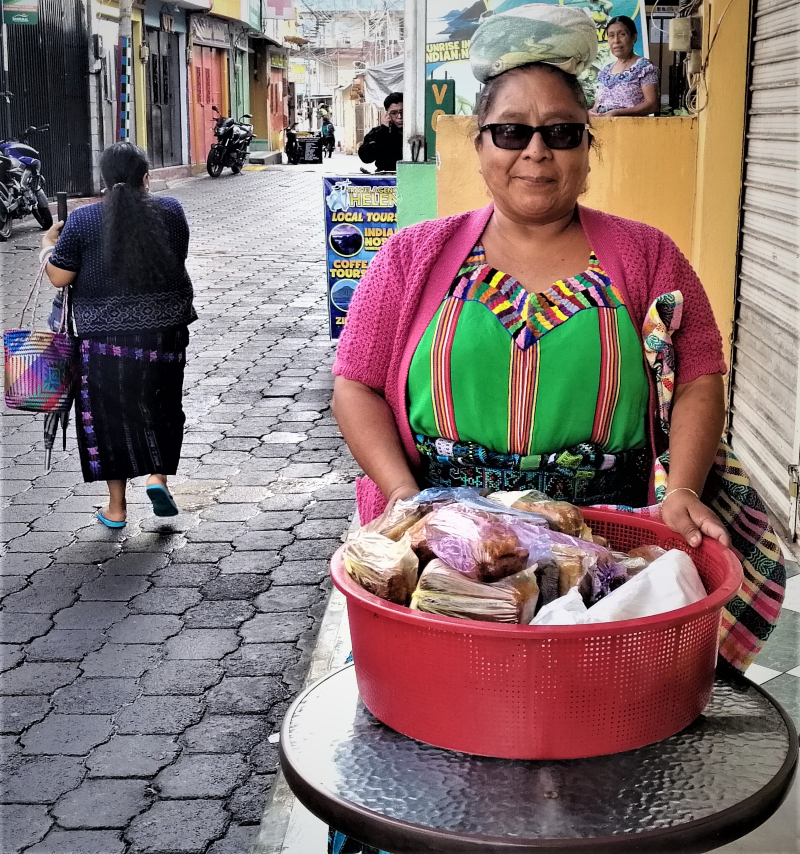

{"left": 407, "top": 515, "right": 435, "bottom": 566}
{"left": 552, "top": 544, "right": 597, "bottom": 598}
{"left": 610, "top": 545, "right": 667, "bottom": 577}
{"left": 629, "top": 545, "right": 667, "bottom": 563}
{"left": 424, "top": 504, "right": 532, "bottom": 581}
{"left": 489, "top": 489, "right": 585, "bottom": 538}
{"left": 343, "top": 531, "right": 419, "bottom": 605}
{"left": 410, "top": 559, "right": 540, "bottom": 623}
{"left": 363, "top": 486, "right": 492, "bottom": 541}
{"left": 363, "top": 499, "right": 427, "bottom": 542}
{"left": 529, "top": 545, "right": 595, "bottom": 612}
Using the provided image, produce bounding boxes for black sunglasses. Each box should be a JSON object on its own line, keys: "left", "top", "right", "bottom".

{"left": 479, "top": 122, "right": 590, "bottom": 151}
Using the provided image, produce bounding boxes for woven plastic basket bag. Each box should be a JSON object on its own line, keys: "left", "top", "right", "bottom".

{"left": 4, "top": 261, "right": 78, "bottom": 412}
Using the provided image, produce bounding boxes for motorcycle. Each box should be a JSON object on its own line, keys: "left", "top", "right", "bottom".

{"left": 206, "top": 107, "right": 254, "bottom": 178}
{"left": 0, "top": 124, "right": 53, "bottom": 241}
{"left": 283, "top": 125, "right": 300, "bottom": 165}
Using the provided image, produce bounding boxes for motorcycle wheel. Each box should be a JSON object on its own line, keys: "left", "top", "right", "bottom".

{"left": 32, "top": 190, "right": 53, "bottom": 230}
{"left": 0, "top": 206, "right": 12, "bottom": 241}
{"left": 231, "top": 159, "right": 243, "bottom": 174}
{"left": 207, "top": 147, "right": 224, "bottom": 178}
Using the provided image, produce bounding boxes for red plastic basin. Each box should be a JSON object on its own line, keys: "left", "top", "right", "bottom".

{"left": 331, "top": 509, "right": 743, "bottom": 759}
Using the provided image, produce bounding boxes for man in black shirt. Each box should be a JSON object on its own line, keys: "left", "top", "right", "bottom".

{"left": 358, "top": 92, "right": 403, "bottom": 172}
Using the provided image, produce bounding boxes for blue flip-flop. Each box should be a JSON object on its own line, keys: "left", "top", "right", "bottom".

{"left": 96, "top": 510, "right": 126, "bottom": 529}
{"left": 146, "top": 484, "right": 179, "bottom": 517}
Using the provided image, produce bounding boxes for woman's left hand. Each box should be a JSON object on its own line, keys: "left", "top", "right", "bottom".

{"left": 42, "top": 220, "right": 64, "bottom": 248}
{"left": 661, "top": 490, "right": 731, "bottom": 549}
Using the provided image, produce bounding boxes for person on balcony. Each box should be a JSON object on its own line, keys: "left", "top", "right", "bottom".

{"left": 358, "top": 92, "right": 403, "bottom": 172}
{"left": 590, "top": 15, "right": 660, "bottom": 117}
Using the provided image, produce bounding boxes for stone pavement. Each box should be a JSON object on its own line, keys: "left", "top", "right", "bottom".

{"left": 1, "top": 155, "right": 365, "bottom": 853}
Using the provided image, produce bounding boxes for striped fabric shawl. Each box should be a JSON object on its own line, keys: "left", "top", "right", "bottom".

{"left": 596, "top": 292, "right": 786, "bottom": 671}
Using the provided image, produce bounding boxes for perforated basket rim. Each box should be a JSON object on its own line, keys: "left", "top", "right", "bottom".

{"left": 332, "top": 509, "right": 743, "bottom": 639}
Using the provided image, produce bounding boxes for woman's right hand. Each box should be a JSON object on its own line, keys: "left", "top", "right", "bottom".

{"left": 42, "top": 220, "right": 64, "bottom": 248}
{"left": 385, "top": 483, "right": 420, "bottom": 510}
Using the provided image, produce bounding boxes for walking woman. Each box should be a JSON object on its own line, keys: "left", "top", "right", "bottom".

{"left": 40, "top": 142, "right": 196, "bottom": 528}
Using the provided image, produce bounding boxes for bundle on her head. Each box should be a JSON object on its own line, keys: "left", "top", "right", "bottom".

{"left": 470, "top": 3, "right": 598, "bottom": 82}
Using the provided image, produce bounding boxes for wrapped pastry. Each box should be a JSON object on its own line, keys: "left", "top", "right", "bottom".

{"left": 363, "top": 500, "right": 427, "bottom": 542}
{"left": 534, "top": 557, "right": 560, "bottom": 611}
{"left": 612, "top": 545, "right": 668, "bottom": 577}
{"left": 490, "top": 489, "right": 586, "bottom": 538}
{"left": 343, "top": 531, "right": 419, "bottom": 605}
{"left": 629, "top": 545, "right": 668, "bottom": 563}
{"left": 424, "top": 504, "right": 530, "bottom": 581}
{"left": 407, "top": 515, "right": 435, "bottom": 565}
{"left": 411, "top": 559, "right": 540, "bottom": 624}
{"left": 551, "top": 544, "right": 596, "bottom": 598}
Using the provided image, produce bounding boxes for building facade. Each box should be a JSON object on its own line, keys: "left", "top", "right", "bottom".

{"left": 0, "top": 0, "right": 295, "bottom": 194}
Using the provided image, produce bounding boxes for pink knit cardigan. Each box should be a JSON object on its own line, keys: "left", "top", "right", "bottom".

{"left": 333, "top": 203, "right": 728, "bottom": 523}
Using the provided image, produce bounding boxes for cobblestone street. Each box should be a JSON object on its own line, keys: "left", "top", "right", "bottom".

{"left": 1, "top": 163, "right": 361, "bottom": 853}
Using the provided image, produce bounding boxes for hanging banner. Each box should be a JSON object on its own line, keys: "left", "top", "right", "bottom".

{"left": 323, "top": 176, "right": 397, "bottom": 339}
{"left": 3, "top": 0, "right": 38, "bottom": 24}
{"left": 426, "top": 0, "right": 648, "bottom": 112}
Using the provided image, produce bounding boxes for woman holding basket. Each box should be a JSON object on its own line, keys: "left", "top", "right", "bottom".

{"left": 332, "top": 3, "right": 784, "bottom": 681}
{"left": 41, "top": 142, "right": 195, "bottom": 528}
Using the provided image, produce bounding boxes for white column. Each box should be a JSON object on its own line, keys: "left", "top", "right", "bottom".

{"left": 402, "top": 0, "right": 425, "bottom": 161}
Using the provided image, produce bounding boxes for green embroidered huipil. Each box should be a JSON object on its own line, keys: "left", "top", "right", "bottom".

{"left": 408, "top": 247, "right": 649, "bottom": 460}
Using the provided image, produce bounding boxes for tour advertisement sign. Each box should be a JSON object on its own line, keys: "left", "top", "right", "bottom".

{"left": 426, "top": 0, "right": 648, "bottom": 112}
{"left": 3, "top": 0, "right": 38, "bottom": 24}
{"left": 323, "top": 176, "right": 397, "bottom": 340}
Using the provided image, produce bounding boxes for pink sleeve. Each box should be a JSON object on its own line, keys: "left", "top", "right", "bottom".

{"left": 657, "top": 235, "right": 728, "bottom": 385}
{"left": 332, "top": 233, "right": 409, "bottom": 392}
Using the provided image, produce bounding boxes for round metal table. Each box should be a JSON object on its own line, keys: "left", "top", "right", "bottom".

{"left": 280, "top": 664, "right": 798, "bottom": 854}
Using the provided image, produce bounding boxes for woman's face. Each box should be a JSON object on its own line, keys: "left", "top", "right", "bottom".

{"left": 607, "top": 23, "right": 636, "bottom": 59}
{"left": 475, "top": 66, "right": 591, "bottom": 227}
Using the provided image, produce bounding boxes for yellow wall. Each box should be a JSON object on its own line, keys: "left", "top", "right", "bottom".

{"left": 690, "top": 0, "right": 751, "bottom": 361}
{"left": 210, "top": 0, "right": 244, "bottom": 22}
{"left": 132, "top": 12, "right": 147, "bottom": 151}
{"left": 436, "top": 115, "right": 699, "bottom": 258}
{"left": 434, "top": 0, "right": 752, "bottom": 357}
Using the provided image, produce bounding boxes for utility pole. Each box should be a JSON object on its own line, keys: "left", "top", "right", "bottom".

{"left": 117, "top": 0, "right": 133, "bottom": 141}
{"left": 0, "top": 15, "right": 12, "bottom": 137}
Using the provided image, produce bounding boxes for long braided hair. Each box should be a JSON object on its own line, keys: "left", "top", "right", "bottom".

{"left": 100, "top": 143, "right": 180, "bottom": 290}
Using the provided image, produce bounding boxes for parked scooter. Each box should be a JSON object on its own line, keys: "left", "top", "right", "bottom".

{"left": 206, "top": 107, "right": 254, "bottom": 177}
{"left": 283, "top": 125, "right": 300, "bottom": 165}
{"left": 0, "top": 124, "right": 53, "bottom": 241}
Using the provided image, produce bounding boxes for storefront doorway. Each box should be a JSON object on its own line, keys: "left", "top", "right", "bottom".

{"left": 145, "top": 28, "right": 182, "bottom": 168}
{"left": 191, "top": 45, "right": 225, "bottom": 164}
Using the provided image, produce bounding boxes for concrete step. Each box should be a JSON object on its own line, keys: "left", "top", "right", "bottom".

{"left": 248, "top": 150, "right": 284, "bottom": 166}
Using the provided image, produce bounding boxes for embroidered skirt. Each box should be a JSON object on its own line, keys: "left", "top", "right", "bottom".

{"left": 76, "top": 328, "right": 188, "bottom": 483}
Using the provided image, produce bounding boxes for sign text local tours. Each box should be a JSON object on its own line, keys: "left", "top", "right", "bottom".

{"left": 323, "top": 176, "right": 397, "bottom": 339}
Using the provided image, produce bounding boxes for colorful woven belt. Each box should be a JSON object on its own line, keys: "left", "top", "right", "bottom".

{"left": 415, "top": 435, "right": 651, "bottom": 507}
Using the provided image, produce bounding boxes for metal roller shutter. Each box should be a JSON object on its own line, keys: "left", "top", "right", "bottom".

{"left": 728, "top": 0, "right": 800, "bottom": 536}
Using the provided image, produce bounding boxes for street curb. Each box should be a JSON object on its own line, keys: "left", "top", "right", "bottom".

{"left": 253, "top": 512, "right": 357, "bottom": 854}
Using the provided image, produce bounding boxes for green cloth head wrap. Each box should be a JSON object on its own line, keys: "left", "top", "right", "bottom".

{"left": 470, "top": 3, "right": 599, "bottom": 82}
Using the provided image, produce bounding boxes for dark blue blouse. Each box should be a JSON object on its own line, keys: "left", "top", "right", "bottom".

{"left": 49, "top": 196, "right": 196, "bottom": 336}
